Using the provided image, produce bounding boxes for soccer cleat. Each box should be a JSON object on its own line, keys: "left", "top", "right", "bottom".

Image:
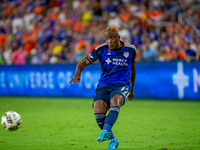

{"left": 107, "top": 138, "right": 119, "bottom": 150}
{"left": 97, "top": 130, "right": 112, "bottom": 142}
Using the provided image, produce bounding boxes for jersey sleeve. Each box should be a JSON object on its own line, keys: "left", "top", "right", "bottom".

{"left": 85, "top": 49, "right": 99, "bottom": 64}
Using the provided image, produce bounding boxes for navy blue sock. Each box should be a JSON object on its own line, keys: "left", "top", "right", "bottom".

{"left": 94, "top": 113, "right": 105, "bottom": 130}
{"left": 103, "top": 106, "right": 120, "bottom": 132}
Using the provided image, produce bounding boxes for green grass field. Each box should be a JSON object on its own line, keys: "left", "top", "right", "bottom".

{"left": 0, "top": 97, "right": 200, "bottom": 150}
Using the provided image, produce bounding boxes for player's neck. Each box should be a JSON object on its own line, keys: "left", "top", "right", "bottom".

{"left": 115, "top": 42, "right": 122, "bottom": 49}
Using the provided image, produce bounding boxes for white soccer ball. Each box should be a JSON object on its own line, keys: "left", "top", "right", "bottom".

{"left": 1, "top": 111, "right": 22, "bottom": 131}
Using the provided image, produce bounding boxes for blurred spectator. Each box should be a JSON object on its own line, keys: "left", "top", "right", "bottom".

{"left": 130, "top": 27, "right": 142, "bottom": 47}
{"left": 0, "top": 32, "right": 6, "bottom": 46}
{"left": 107, "top": 12, "right": 122, "bottom": 28}
{"left": 33, "top": 1, "right": 45, "bottom": 17}
{"left": 74, "top": 46, "right": 87, "bottom": 63}
{"left": 185, "top": 39, "right": 197, "bottom": 62}
{"left": 11, "top": 45, "right": 26, "bottom": 65}
{"left": 22, "top": 29, "right": 36, "bottom": 53}
{"left": 164, "top": 45, "right": 176, "bottom": 61}
{"left": 51, "top": 39, "right": 62, "bottom": 54}
{"left": 141, "top": 44, "right": 156, "bottom": 61}
{"left": 3, "top": 44, "right": 12, "bottom": 65}
{"left": 30, "top": 48, "right": 40, "bottom": 64}
{"left": 56, "top": 24, "right": 67, "bottom": 42}
{"left": 91, "top": 0, "right": 103, "bottom": 20}
{"left": 119, "top": 24, "right": 131, "bottom": 43}
{"left": 12, "top": 13, "right": 23, "bottom": 35}
{"left": 24, "top": 9, "right": 36, "bottom": 31}
{"left": 176, "top": 47, "right": 185, "bottom": 61}
{"left": 3, "top": 2, "right": 13, "bottom": 18}
{"left": 0, "top": 46, "right": 4, "bottom": 65}
{"left": 146, "top": 4, "right": 163, "bottom": 22}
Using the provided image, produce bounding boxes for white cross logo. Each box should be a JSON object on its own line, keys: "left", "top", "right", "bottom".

{"left": 105, "top": 58, "right": 111, "bottom": 64}
{"left": 172, "top": 62, "right": 189, "bottom": 99}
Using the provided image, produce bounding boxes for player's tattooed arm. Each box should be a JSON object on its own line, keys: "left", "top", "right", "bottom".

{"left": 69, "top": 58, "right": 91, "bottom": 84}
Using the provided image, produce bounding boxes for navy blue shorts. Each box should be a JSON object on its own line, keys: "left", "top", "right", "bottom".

{"left": 93, "top": 84, "right": 130, "bottom": 107}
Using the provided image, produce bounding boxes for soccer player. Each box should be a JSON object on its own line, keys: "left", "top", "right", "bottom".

{"left": 69, "top": 26, "right": 136, "bottom": 150}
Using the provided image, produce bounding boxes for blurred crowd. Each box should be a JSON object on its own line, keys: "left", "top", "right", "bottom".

{"left": 0, "top": 0, "right": 200, "bottom": 65}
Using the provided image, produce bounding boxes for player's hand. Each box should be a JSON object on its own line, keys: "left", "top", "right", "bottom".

{"left": 68, "top": 73, "right": 81, "bottom": 84}
{"left": 127, "top": 90, "right": 134, "bottom": 101}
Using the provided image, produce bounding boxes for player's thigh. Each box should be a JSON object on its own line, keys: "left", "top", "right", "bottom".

{"left": 93, "top": 85, "right": 111, "bottom": 113}
{"left": 110, "top": 84, "right": 130, "bottom": 108}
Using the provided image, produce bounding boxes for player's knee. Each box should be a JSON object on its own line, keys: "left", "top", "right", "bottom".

{"left": 110, "top": 94, "right": 124, "bottom": 108}
{"left": 93, "top": 100, "right": 108, "bottom": 113}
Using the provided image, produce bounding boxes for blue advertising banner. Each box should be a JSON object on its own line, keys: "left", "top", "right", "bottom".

{"left": 0, "top": 61, "right": 199, "bottom": 100}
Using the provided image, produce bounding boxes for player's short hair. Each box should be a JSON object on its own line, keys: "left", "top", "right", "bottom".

{"left": 105, "top": 26, "right": 119, "bottom": 34}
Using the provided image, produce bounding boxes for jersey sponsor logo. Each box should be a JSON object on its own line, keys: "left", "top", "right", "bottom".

{"left": 105, "top": 58, "right": 112, "bottom": 64}
{"left": 123, "top": 52, "right": 129, "bottom": 58}
{"left": 105, "top": 58, "right": 128, "bottom": 66}
{"left": 112, "top": 58, "right": 128, "bottom": 66}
